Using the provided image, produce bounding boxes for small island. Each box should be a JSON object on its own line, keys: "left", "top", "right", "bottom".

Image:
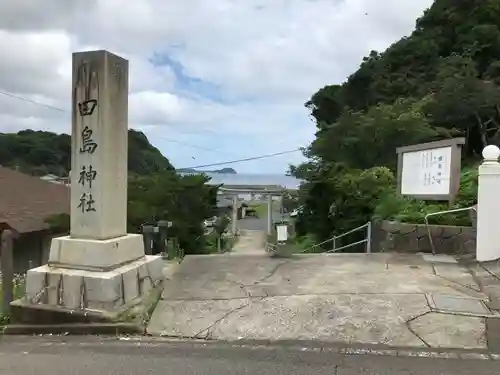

{"left": 178, "top": 167, "right": 237, "bottom": 174}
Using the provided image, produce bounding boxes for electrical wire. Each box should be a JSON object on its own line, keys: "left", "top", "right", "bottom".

{"left": 179, "top": 148, "right": 302, "bottom": 169}
{"left": 0, "top": 90, "right": 66, "bottom": 112}
{"left": 0, "top": 89, "right": 238, "bottom": 155}
{"left": 160, "top": 138, "right": 242, "bottom": 156}
{"left": 0, "top": 89, "right": 306, "bottom": 163}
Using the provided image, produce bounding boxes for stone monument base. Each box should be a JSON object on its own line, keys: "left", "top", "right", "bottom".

{"left": 11, "top": 255, "right": 164, "bottom": 324}
{"left": 48, "top": 233, "right": 145, "bottom": 271}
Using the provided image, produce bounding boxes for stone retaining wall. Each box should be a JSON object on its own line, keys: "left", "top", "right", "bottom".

{"left": 371, "top": 220, "right": 476, "bottom": 255}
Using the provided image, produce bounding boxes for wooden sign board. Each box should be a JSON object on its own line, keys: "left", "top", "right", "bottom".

{"left": 396, "top": 138, "right": 465, "bottom": 204}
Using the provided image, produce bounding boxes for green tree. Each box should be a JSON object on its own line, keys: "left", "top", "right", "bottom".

{"left": 309, "top": 99, "right": 450, "bottom": 170}
{"left": 291, "top": 0, "right": 500, "bottom": 247}
{"left": 127, "top": 171, "right": 217, "bottom": 254}
{"left": 424, "top": 54, "right": 500, "bottom": 155}
{"left": 47, "top": 171, "right": 217, "bottom": 255}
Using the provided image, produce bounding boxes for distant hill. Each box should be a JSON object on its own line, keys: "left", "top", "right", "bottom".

{"left": 0, "top": 129, "right": 174, "bottom": 176}
{"left": 177, "top": 167, "right": 237, "bottom": 174}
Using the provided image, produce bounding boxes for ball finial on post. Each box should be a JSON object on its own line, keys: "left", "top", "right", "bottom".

{"left": 482, "top": 145, "right": 500, "bottom": 163}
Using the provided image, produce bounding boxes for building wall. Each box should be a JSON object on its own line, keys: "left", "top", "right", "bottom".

{"left": 9, "top": 231, "right": 59, "bottom": 274}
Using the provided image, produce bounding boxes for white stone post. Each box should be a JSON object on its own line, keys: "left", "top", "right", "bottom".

{"left": 19, "top": 50, "right": 164, "bottom": 315}
{"left": 477, "top": 145, "right": 500, "bottom": 262}
{"left": 232, "top": 195, "right": 238, "bottom": 234}
{"left": 267, "top": 194, "right": 273, "bottom": 235}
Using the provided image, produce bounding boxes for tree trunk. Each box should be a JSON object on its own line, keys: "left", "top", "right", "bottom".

{"left": 474, "top": 112, "right": 488, "bottom": 148}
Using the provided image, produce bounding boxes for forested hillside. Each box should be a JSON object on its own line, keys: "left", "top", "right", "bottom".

{"left": 0, "top": 129, "right": 174, "bottom": 176}
{"left": 293, "top": 0, "right": 496, "bottom": 244}
{"left": 1, "top": 128, "right": 218, "bottom": 253}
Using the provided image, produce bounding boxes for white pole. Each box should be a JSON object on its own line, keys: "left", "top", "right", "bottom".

{"left": 267, "top": 194, "right": 272, "bottom": 235}
{"left": 232, "top": 195, "right": 238, "bottom": 235}
{"left": 477, "top": 145, "right": 500, "bottom": 262}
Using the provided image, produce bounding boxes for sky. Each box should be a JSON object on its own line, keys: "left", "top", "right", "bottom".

{"left": 0, "top": 0, "right": 434, "bottom": 174}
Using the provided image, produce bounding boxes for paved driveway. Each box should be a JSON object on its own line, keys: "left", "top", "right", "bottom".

{"left": 148, "top": 252, "right": 499, "bottom": 351}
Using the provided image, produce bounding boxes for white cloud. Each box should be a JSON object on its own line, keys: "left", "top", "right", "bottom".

{"left": 0, "top": 0, "right": 434, "bottom": 173}
{"left": 130, "top": 91, "right": 184, "bottom": 125}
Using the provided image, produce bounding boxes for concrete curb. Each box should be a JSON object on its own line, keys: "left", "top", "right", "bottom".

{"left": 137, "top": 336, "right": 500, "bottom": 360}
{"left": 1, "top": 323, "right": 143, "bottom": 336}
{"left": 0, "top": 334, "right": 498, "bottom": 361}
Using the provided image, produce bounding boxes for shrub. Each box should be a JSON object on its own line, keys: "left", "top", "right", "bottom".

{"left": 373, "top": 165, "right": 478, "bottom": 226}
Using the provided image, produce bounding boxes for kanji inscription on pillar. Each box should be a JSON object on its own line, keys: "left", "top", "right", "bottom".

{"left": 70, "top": 50, "right": 129, "bottom": 240}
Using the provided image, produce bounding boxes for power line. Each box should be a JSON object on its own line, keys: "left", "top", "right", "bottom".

{"left": 0, "top": 90, "right": 66, "bottom": 112}
{"left": 0, "top": 88, "right": 306, "bottom": 162}
{"left": 160, "top": 138, "right": 241, "bottom": 157}
{"left": 0, "top": 89, "right": 238, "bottom": 155}
{"left": 0, "top": 89, "right": 223, "bottom": 136}
{"left": 180, "top": 148, "right": 302, "bottom": 169}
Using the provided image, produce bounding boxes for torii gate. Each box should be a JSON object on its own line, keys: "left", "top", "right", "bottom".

{"left": 217, "top": 185, "right": 290, "bottom": 235}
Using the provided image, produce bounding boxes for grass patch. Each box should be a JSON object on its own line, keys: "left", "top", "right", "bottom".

{"left": 114, "top": 284, "right": 164, "bottom": 329}
{"left": 0, "top": 274, "right": 26, "bottom": 325}
{"left": 249, "top": 201, "right": 280, "bottom": 218}
{"left": 248, "top": 203, "right": 267, "bottom": 218}
{"left": 204, "top": 230, "right": 235, "bottom": 253}
{"left": 222, "top": 234, "right": 236, "bottom": 252}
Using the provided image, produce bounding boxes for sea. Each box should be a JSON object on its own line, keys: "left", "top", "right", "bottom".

{"left": 185, "top": 172, "right": 303, "bottom": 189}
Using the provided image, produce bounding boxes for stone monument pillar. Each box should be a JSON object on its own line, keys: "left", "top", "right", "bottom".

{"left": 476, "top": 145, "right": 500, "bottom": 262}
{"left": 18, "top": 50, "right": 163, "bottom": 316}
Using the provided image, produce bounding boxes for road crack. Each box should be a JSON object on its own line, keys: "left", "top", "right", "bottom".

{"left": 193, "top": 300, "right": 251, "bottom": 340}
{"left": 405, "top": 311, "right": 432, "bottom": 348}
{"left": 226, "top": 258, "right": 289, "bottom": 295}
{"left": 198, "top": 260, "right": 290, "bottom": 341}
{"left": 481, "top": 265, "right": 500, "bottom": 283}
{"left": 249, "top": 259, "right": 290, "bottom": 286}
{"left": 434, "top": 274, "right": 483, "bottom": 294}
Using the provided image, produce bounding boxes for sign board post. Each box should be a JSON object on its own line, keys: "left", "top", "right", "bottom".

{"left": 396, "top": 138, "right": 465, "bottom": 205}
{"left": 276, "top": 223, "right": 288, "bottom": 243}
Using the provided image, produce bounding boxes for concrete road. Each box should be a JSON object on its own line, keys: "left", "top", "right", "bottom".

{"left": 0, "top": 336, "right": 498, "bottom": 375}
{"left": 149, "top": 253, "right": 499, "bottom": 350}
{"left": 231, "top": 230, "right": 267, "bottom": 255}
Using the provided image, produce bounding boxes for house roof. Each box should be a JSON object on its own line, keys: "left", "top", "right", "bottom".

{"left": 0, "top": 167, "right": 70, "bottom": 234}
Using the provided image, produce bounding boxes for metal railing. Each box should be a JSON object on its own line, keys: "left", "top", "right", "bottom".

{"left": 266, "top": 242, "right": 277, "bottom": 253}
{"left": 424, "top": 206, "right": 476, "bottom": 255}
{"left": 302, "top": 221, "right": 372, "bottom": 254}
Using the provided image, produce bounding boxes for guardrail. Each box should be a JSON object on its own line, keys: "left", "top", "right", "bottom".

{"left": 424, "top": 206, "right": 476, "bottom": 255}
{"left": 302, "top": 221, "right": 372, "bottom": 254}
{"left": 266, "top": 242, "right": 277, "bottom": 253}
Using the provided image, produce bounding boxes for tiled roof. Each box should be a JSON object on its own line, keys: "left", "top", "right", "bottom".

{"left": 0, "top": 167, "right": 70, "bottom": 233}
